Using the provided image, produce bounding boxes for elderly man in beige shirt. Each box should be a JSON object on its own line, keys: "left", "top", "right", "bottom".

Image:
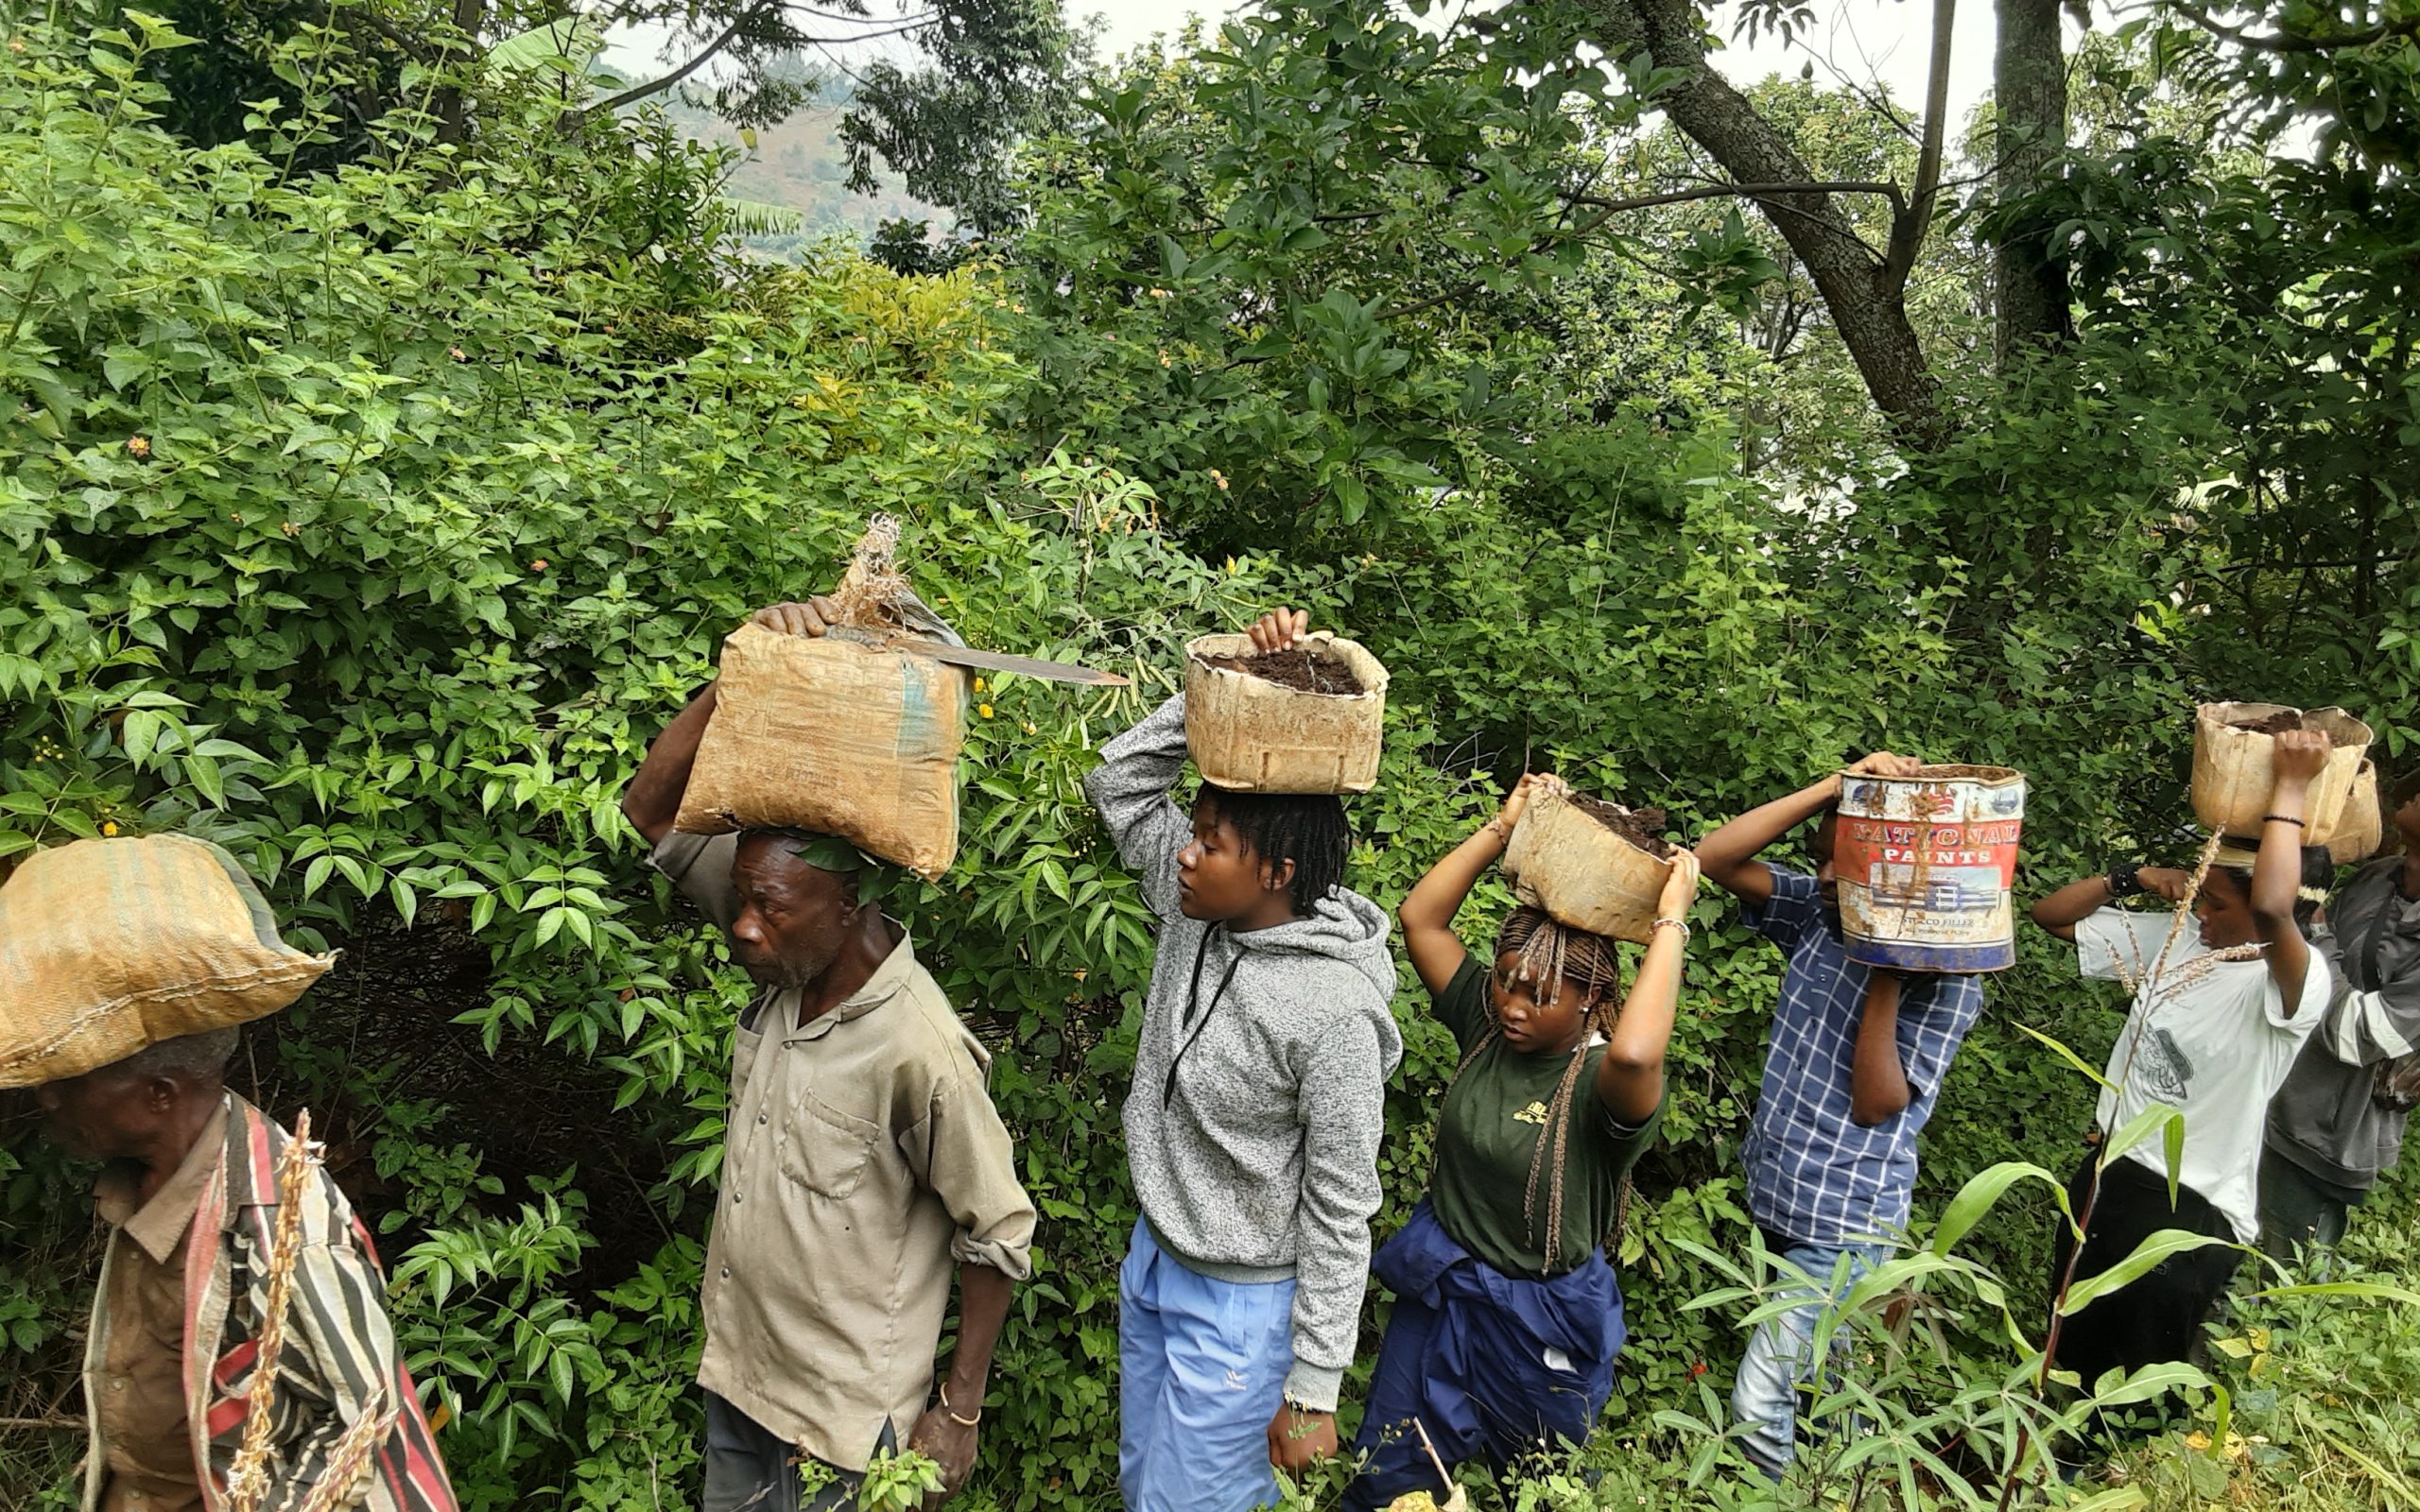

{"left": 622, "top": 593, "right": 1035, "bottom": 1512}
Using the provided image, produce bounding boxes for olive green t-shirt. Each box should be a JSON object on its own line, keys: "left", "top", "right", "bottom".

{"left": 1428, "top": 954, "right": 1664, "bottom": 1278}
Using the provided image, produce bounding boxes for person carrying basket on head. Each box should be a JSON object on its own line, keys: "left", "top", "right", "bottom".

{"left": 1342, "top": 773, "right": 1698, "bottom": 1509}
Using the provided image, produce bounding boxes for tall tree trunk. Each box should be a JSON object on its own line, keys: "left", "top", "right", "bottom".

{"left": 435, "top": 0, "right": 488, "bottom": 147}
{"left": 1572, "top": 0, "right": 1944, "bottom": 441}
{"left": 1992, "top": 0, "right": 2072, "bottom": 361}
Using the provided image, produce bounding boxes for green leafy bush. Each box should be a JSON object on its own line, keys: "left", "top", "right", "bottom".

{"left": 3, "top": 8, "right": 2414, "bottom": 1512}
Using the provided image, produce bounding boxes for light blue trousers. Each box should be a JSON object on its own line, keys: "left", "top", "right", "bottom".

{"left": 1118, "top": 1218, "right": 1298, "bottom": 1512}
{"left": 1728, "top": 1239, "right": 1887, "bottom": 1478}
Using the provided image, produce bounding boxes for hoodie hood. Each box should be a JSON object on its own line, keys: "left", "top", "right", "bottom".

{"left": 1229, "top": 888, "right": 1397, "bottom": 996}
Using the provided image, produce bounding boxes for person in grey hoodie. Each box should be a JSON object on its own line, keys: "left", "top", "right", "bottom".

{"left": 2261, "top": 766, "right": 2420, "bottom": 1264}
{"left": 1085, "top": 608, "right": 1402, "bottom": 1512}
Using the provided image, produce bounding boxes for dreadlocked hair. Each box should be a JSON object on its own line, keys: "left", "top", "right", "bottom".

{"left": 1450, "top": 905, "right": 1628, "bottom": 1274}
{"left": 2214, "top": 844, "right": 2335, "bottom": 931}
{"left": 1194, "top": 785, "right": 1351, "bottom": 916}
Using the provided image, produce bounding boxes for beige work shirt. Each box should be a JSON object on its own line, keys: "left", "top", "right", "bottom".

{"left": 90, "top": 1103, "right": 229, "bottom": 1512}
{"left": 650, "top": 831, "right": 1035, "bottom": 1472}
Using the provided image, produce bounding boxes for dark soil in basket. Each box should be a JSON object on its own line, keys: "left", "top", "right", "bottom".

{"left": 2230, "top": 709, "right": 2307, "bottom": 736}
{"left": 1569, "top": 794, "right": 1674, "bottom": 858}
{"left": 1201, "top": 648, "right": 1365, "bottom": 696}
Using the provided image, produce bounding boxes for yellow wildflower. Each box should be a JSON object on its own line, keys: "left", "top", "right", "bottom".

{"left": 978, "top": 703, "right": 994, "bottom": 719}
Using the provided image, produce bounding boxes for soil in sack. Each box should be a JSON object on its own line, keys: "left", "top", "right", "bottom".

{"left": 1199, "top": 647, "right": 1366, "bottom": 695}
{"left": 2231, "top": 709, "right": 2308, "bottom": 736}
{"left": 1567, "top": 794, "right": 1674, "bottom": 858}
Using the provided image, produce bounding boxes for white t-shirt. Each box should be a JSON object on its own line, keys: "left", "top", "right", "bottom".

{"left": 2078, "top": 907, "right": 2331, "bottom": 1242}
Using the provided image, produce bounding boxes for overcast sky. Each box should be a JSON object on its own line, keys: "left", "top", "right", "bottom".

{"left": 605, "top": 0, "right": 2042, "bottom": 161}
{"left": 606, "top": 0, "right": 2028, "bottom": 146}
{"left": 1079, "top": 0, "right": 2003, "bottom": 121}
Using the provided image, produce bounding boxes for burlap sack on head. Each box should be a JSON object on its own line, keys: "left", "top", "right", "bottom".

{"left": 0, "top": 834, "right": 335, "bottom": 1090}
{"left": 673, "top": 624, "right": 969, "bottom": 879}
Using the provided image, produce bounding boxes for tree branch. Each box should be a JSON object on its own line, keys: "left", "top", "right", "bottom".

{"left": 1304, "top": 171, "right": 1904, "bottom": 232}
{"left": 1564, "top": 0, "right": 1944, "bottom": 436}
{"left": 568, "top": 6, "right": 928, "bottom": 124}
{"left": 1885, "top": 0, "right": 1958, "bottom": 288}
{"left": 1374, "top": 178, "right": 1698, "bottom": 321}
{"left": 787, "top": 2, "right": 934, "bottom": 19}
{"left": 571, "top": 7, "right": 763, "bottom": 123}
{"left": 2170, "top": 1, "right": 2420, "bottom": 52}
{"left": 1567, "top": 179, "right": 1908, "bottom": 215}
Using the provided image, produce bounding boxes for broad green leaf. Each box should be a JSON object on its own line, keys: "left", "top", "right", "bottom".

{"left": 2059, "top": 1230, "right": 2240, "bottom": 1315}
{"left": 2015, "top": 1022, "right": 2117, "bottom": 1092}
{"left": 1932, "top": 1160, "right": 2069, "bottom": 1255}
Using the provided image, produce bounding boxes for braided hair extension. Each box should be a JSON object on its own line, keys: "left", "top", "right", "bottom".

{"left": 1450, "top": 906, "right": 1628, "bottom": 1273}
{"left": 1195, "top": 786, "right": 1351, "bottom": 916}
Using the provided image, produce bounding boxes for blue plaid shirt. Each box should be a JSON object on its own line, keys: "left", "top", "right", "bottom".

{"left": 1739, "top": 865, "right": 1987, "bottom": 1246}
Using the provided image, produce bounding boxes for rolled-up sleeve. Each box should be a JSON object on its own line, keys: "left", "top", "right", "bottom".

{"left": 649, "top": 830, "right": 743, "bottom": 933}
{"left": 918, "top": 1066, "right": 1037, "bottom": 1280}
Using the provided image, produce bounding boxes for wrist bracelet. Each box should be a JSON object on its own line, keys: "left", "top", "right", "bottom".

{"left": 2264, "top": 814, "right": 2306, "bottom": 829}
{"left": 1482, "top": 817, "right": 1509, "bottom": 843}
{"left": 939, "top": 1384, "right": 980, "bottom": 1427}
{"left": 1651, "top": 917, "right": 1691, "bottom": 940}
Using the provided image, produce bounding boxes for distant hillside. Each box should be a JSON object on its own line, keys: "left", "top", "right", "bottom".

{"left": 663, "top": 95, "right": 946, "bottom": 247}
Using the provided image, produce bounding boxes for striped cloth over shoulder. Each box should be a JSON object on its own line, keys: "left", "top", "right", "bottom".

{"left": 173, "top": 1095, "right": 456, "bottom": 1512}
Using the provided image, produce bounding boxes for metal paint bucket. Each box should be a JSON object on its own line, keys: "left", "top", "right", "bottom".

{"left": 1836, "top": 765, "right": 2027, "bottom": 972}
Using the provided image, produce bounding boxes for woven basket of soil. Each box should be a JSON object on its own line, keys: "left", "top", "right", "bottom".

{"left": 1183, "top": 632, "right": 1390, "bottom": 794}
{"left": 2329, "top": 761, "right": 2384, "bottom": 865}
{"left": 1501, "top": 786, "right": 1675, "bottom": 945}
{"left": 2191, "top": 702, "right": 2372, "bottom": 846}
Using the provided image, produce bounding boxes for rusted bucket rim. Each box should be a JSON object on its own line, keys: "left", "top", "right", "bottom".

{"left": 1838, "top": 764, "right": 2026, "bottom": 785}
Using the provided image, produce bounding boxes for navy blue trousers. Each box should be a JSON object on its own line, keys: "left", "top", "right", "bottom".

{"left": 1343, "top": 1202, "right": 1624, "bottom": 1510}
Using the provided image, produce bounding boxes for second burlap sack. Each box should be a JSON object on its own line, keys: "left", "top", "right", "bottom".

{"left": 674, "top": 624, "right": 969, "bottom": 879}
{"left": 0, "top": 833, "right": 335, "bottom": 1089}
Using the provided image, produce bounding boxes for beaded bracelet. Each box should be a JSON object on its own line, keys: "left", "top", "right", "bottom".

{"left": 2265, "top": 814, "right": 2306, "bottom": 829}
{"left": 1651, "top": 917, "right": 1691, "bottom": 940}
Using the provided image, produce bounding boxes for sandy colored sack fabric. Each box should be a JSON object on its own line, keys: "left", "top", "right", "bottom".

{"left": 673, "top": 624, "right": 969, "bottom": 879}
{"left": 0, "top": 834, "right": 334, "bottom": 1089}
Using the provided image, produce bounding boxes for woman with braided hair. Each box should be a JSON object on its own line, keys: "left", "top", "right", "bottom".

{"left": 1342, "top": 774, "right": 1698, "bottom": 1509}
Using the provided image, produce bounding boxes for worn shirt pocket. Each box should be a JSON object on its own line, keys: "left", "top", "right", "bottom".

{"left": 781, "top": 1092, "right": 881, "bottom": 1200}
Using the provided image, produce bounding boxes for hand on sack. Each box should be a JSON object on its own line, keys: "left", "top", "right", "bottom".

{"left": 750, "top": 596, "right": 844, "bottom": 638}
